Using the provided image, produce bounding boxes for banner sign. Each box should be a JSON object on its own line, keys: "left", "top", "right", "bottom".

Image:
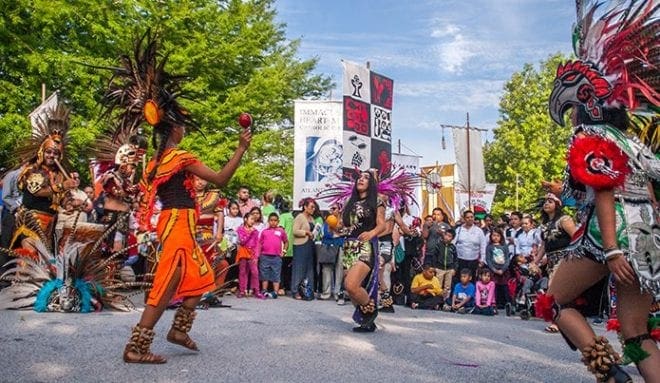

{"left": 293, "top": 100, "right": 343, "bottom": 210}
{"left": 455, "top": 183, "right": 497, "bottom": 215}
{"left": 28, "top": 92, "right": 59, "bottom": 134}
{"left": 392, "top": 152, "right": 422, "bottom": 216}
{"left": 342, "top": 60, "right": 393, "bottom": 179}
{"left": 453, "top": 127, "right": 487, "bottom": 192}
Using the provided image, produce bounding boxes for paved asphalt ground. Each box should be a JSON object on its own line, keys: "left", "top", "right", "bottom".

{"left": 0, "top": 294, "right": 643, "bottom": 383}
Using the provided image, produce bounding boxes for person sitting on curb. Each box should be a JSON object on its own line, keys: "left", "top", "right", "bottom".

{"left": 410, "top": 264, "right": 444, "bottom": 310}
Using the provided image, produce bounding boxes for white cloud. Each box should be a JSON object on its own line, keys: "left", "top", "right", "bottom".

{"left": 431, "top": 24, "right": 460, "bottom": 38}
{"left": 396, "top": 79, "right": 504, "bottom": 111}
{"left": 429, "top": 23, "right": 478, "bottom": 73}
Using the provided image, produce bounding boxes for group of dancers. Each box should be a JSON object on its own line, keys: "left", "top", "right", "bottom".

{"left": 0, "top": 1, "right": 657, "bottom": 380}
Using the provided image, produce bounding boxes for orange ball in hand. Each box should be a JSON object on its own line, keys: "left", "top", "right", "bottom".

{"left": 326, "top": 214, "right": 338, "bottom": 229}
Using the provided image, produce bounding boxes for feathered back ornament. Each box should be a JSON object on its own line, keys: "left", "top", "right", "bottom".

{"left": 550, "top": 0, "right": 659, "bottom": 136}
{"left": 14, "top": 102, "right": 71, "bottom": 167}
{"left": 100, "top": 30, "right": 200, "bottom": 140}
{"left": 316, "top": 167, "right": 421, "bottom": 209}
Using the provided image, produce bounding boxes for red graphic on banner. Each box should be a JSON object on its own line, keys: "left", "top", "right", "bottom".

{"left": 378, "top": 149, "right": 392, "bottom": 174}
{"left": 370, "top": 72, "right": 393, "bottom": 109}
{"left": 343, "top": 96, "right": 370, "bottom": 136}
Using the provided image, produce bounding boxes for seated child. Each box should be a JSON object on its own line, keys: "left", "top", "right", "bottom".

{"left": 409, "top": 264, "right": 443, "bottom": 310}
{"left": 443, "top": 268, "right": 475, "bottom": 314}
{"left": 473, "top": 269, "right": 496, "bottom": 315}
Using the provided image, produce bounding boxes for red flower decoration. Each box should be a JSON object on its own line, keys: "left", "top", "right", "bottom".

{"left": 606, "top": 319, "right": 621, "bottom": 332}
{"left": 568, "top": 135, "right": 629, "bottom": 190}
{"left": 535, "top": 293, "right": 556, "bottom": 322}
{"left": 651, "top": 328, "right": 660, "bottom": 342}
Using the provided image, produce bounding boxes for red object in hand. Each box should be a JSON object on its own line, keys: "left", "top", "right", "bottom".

{"left": 238, "top": 113, "right": 252, "bottom": 128}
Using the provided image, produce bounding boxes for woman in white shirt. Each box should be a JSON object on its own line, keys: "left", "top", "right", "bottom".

{"left": 453, "top": 210, "right": 487, "bottom": 278}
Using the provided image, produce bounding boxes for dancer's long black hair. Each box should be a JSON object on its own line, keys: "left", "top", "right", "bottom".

{"left": 147, "top": 126, "right": 171, "bottom": 183}
{"left": 342, "top": 170, "right": 378, "bottom": 226}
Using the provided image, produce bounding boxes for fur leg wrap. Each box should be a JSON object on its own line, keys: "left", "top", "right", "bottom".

{"left": 580, "top": 336, "right": 622, "bottom": 382}
{"left": 623, "top": 334, "right": 651, "bottom": 364}
{"left": 380, "top": 291, "right": 393, "bottom": 308}
{"left": 171, "top": 306, "right": 196, "bottom": 333}
{"left": 125, "top": 325, "right": 156, "bottom": 355}
{"left": 359, "top": 299, "right": 377, "bottom": 314}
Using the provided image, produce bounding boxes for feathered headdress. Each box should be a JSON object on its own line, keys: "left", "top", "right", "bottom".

{"left": 316, "top": 167, "right": 421, "bottom": 209}
{"left": 0, "top": 213, "right": 149, "bottom": 312}
{"left": 549, "top": 0, "right": 659, "bottom": 138}
{"left": 100, "top": 30, "right": 200, "bottom": 141}
{"left": 14, "top": 102, "right": 71, "bottom": 167}
{"left": 90, "top": 128, "right": 147, "bottom": 166}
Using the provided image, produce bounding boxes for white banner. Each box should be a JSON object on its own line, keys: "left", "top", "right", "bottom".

{"left": 28, "top": 92, "right": 59, "bottom": 134}
{"left": 342, "top": 60, "right": 371, "bottom": 104}
{"left": 456, "top": 183, "right": 497, "bottom": 215}
{"left": 453, "top": 128, "right": 487, "bottom": 192}
{"left": 392, "top": 152, "right": 422, "bottom": 216}
{"left": 391, "top": 153, "right": 420, "bottom": 175}
{"left": 294, "top": 100, "right": 343, "bottom": 210}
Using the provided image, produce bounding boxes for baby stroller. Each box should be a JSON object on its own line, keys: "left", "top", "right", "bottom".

{"left": 507, "top": 263, "right": 546, "bottom": 320}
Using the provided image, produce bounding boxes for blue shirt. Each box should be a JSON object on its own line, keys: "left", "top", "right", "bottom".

{"left": 321, "top": 223, "right": 345, "bottom": 247}
{"left": 452, "top": 282, "right": 475, "bottom": 303}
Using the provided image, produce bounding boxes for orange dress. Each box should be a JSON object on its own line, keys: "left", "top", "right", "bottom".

{"left": 139, "top": 149, "right": 215, "bottom": 306}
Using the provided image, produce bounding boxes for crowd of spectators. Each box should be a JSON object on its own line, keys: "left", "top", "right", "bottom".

{"left": 1, "top": 172, "right": 607, "bottom": 325}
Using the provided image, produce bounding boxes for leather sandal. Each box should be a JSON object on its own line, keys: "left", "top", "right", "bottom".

{"left": 123, "top": 325, "right": 166, "bottom": 364}
{"left": 167, "top": 307, "right": 199, "bottom": 351}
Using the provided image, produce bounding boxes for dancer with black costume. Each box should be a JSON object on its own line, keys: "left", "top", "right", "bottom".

{"left": 318, "top": 167, "right": 419, "bottom": 331}
{"left": 341, "top": 170, "right": 385, "bottom": 332}
{"left": 96, "top": 32, "right": 251, "bottom": 364}
{"left": 536, "top": 2, "right": 659, "bottom": 381}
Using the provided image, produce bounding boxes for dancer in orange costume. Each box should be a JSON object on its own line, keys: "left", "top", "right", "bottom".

{"left": 95, "top": 32, "right": 251, "bottom": 364}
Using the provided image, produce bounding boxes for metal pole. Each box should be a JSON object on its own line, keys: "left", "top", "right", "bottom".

{"left": 398, "top": 139, "right": 401, "bottom": 154}
{"left": 515, "top": 173, "right": 519, "bottom": 211}
{"left": 466, "top": 113, "right": 471, "bottom": 210}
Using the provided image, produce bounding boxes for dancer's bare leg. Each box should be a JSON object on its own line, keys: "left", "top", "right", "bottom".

{"left": 123, "top": 266, "right": 182, "bottom": 363}
{"left": 344, "top": 261, "right": 371, "bottom": 305}
{"left": 139, "top": 266, "right": 182, "bottom": 329}
{"left": 547, "top": 258, "right": 609, "bottom": 349}
{"left": 616, "top": 280, "right": 660, "bottom": 381}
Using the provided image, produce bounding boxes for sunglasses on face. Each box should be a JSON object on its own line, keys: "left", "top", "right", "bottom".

{"left": 44, "top": 149, "right": 61, "bottom": 156}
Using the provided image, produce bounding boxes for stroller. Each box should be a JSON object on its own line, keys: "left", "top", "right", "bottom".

{"left": 507, "top": 263, "right": 547, "bottom": 320}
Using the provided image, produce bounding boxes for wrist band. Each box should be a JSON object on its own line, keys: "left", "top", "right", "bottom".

{"left": 604, "top": 248, "right": 624, "bottom": 261}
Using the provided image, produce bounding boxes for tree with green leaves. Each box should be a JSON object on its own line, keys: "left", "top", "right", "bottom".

{"left": 0, "top": 0, "right": 332, "bottom": 198}
{"left": 484, "top": 53, "right": 571, "bottom": 216}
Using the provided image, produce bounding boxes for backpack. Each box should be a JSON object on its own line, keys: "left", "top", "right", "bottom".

{"left": 394, "top": 243, "right": 405, "bottom": 264}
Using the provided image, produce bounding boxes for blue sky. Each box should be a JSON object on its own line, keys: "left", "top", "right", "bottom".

{"left": 275, "top": 0, "right": 575, "bottom": 165}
